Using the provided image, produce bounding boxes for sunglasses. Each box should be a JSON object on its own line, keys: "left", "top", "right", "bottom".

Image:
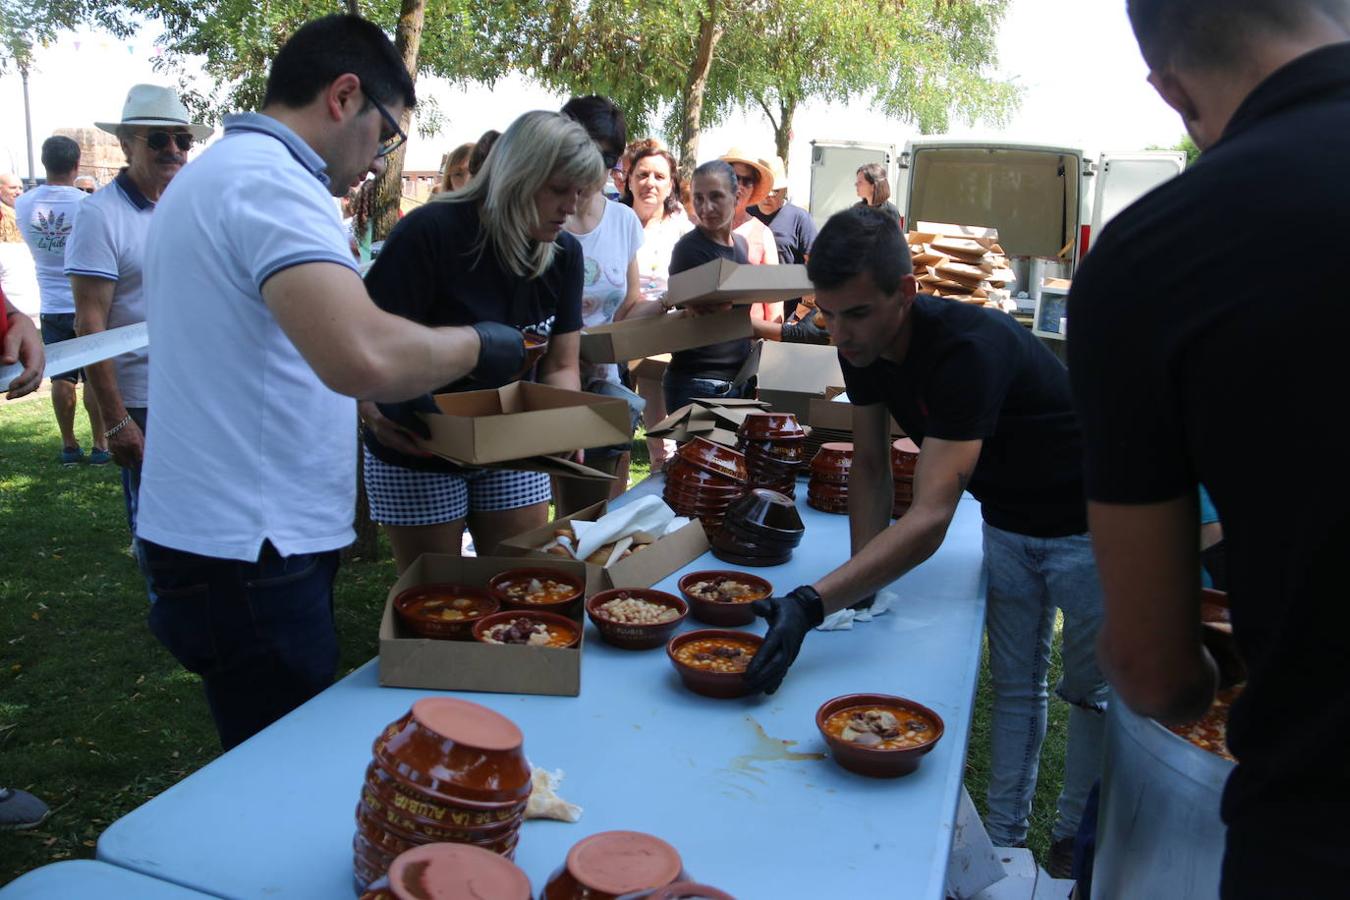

{"left": 365, "top": 91, "right": 407, "bottom": 158}
{"left": 736, "top": 173, "right": 759, "bottom": 187}
{"left": 138, "top": 131, "right": 194, "bottom": 153}
{"left": 79, "top": 187, "right": 95, "bottom": 194}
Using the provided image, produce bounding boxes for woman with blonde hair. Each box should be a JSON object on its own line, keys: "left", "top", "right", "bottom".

{"left": 438, "top": 142, "right": 475, "bottom": 193}
{"left": 358, "top": 110, "right": 602, "bottom": 571}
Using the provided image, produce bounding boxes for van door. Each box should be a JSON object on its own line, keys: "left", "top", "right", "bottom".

{"left": 1087, "top": 151, "right": 1187, "bottom": 251}
{"left": 808, "top": 140, "right": 895, "bottom": 231}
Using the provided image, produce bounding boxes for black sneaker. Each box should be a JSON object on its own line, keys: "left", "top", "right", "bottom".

{"left": 0, "top": 787, "right": 50, "bottom": 831}
{"left": 1046, "top": 836, "right": 1076, "bottom": 880}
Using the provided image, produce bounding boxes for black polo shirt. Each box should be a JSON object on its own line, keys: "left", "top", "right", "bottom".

{"left": 1068, "top": 42, "right": 1350, "bottom": 892}
{"left": 841, "top": 294, "right": 1086, "bottom": 537}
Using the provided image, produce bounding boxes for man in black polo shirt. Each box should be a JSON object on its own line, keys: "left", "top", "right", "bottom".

{"left": 745, "top": 205, "right": 1107, "bottom": 873}
{"left": 1068, "top": 1, "right": 1350, "bottom": 895}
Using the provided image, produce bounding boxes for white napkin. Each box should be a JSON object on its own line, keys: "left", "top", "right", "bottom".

{"left": 525, "top": 767, "right": 583, "bottom": 823}
{"left": 570, "top": 496, "right": 683, "bottom": 561}
{"left": 816, "top": 588, "right": 898, "bottom": 631}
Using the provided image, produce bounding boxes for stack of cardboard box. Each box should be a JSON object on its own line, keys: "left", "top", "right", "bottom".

{"left": 908, "top": 221, "right": 1017, "bottom": 310}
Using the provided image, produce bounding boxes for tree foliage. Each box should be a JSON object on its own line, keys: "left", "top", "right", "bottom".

{"left": 0, "top": 0, "right": 136, "bottom": 73}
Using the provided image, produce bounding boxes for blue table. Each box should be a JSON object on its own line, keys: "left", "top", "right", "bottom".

{"left": 97, "top": 481, "right": 988, "bottom": 898}
{"left": 0, "top": 860, "right": 212, "bottom": 898}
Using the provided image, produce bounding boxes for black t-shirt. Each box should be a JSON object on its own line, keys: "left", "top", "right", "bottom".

{"left": 666, "top": 228, "right": 751, "bottom": 380}
{"left": 841, "top": 294, "right": 1085, "bottom": 537}
{"left": 749, "top": 202, "right": 819, "bottom": 320}
{"left": 855, "top": 198, "right": 901, "bottom": 225}
{"left": 361, "top": 200, "right": 584, "bottom": 470}
{"left": 1068, "top": 43, "right": 1350, "bottom": 877}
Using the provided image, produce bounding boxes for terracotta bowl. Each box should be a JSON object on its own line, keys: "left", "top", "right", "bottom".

{"left": 676, "top": 437, "right": 748, "bottom": 483}
{"left": 665, "top": 458, "right": 744, "bottom": 489}
{"left": 806, "top": 496, "right": 850, "bottom": 516}
{"left": 662, "top": 498, "right": 738, "bottom": 521}
{"left": 815, "top": 693, "right": 945, "bottom": 778}
{"left": 360, "top": 771, "right": 525, "bottom": 840}
{"left": 388, "top": 842, "right": 532, "bottom": 900}
{"left": 708, "top": 532, "right": 793, "bottom": 567}
{"left": 393, "top": 584, "right": 499, "bottom": 641}
{"left": 513, "top": 332, "right": 550, "bottom": 381}
{"left": 741, "top": 439, "right": 807, "bottom": 462}
{"left": 738, "top": 411, "right": 806, "bottom": 440}
{"left": 710, "top": 547, "right": 789, "bottom": 568}
{"left": 810, "top": 441, "right": 854, "bottom": 470}
{"left": 488, "top": 567, "right": 586, "bottom": 615}
{"left": 586, "top": 588, "right": 688, "bottom": 650}
{"left": 806, "top": 470, "right": 850, "bottom": 487}
{"left": 662, "top": 482, "right": 742, "bottom": 504}
{"left": 473, "top": 610, "right": 582, "bottom": 650}
{"left": 891, "top": 437, "right": 920, "bottom": 476}
{"left": 544, "top": 831, "right": 686, "bottom": 900}
{"left": 666, "top": 629, "right": 764, "bottom": 698}
{"left": 724, "top": 488, "right": 803, "bottom": 531}
{"left": 371, "top": 697, "right": 532, "bottom": 807}
{"left": 678, "top": 570, "right": 772, "bottom": 627}
{"left": 644, "top": 884, "right": 736, "bottom": 900}
{"left": 718, "top": 517, "right": 803, "bottom": 551}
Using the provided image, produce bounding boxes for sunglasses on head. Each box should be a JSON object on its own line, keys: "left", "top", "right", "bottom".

{"left": 139, "top": 131, "right": 194, "bottom": 152}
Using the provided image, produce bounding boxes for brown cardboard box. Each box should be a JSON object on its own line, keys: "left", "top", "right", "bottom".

{"left": 665, "top": 259, "right": 813, "bottom": 308}
{"left": 755, "top": 341, "right": 846, "bottom": 420}
{"left": 631, "top": 354, "right": 670, "bottom": 380}
{"left": 645, "top": 398, "right": 769, "bottom": 445}
{"left": 498, "top": 500, "right": 709, "bottom": 589}
{"left": 378, "top": 555, "right": 593, "bottom": 696}
{"left": 420, "top": 382, "right": 629, "bottom": 477}
{"left": 580, "top": 308, "right": 752, "bottom": 364}
{"left": 806, "top": 396, "right": 907, "bottom": 435}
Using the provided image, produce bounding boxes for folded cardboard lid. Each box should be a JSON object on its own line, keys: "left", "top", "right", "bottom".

{"left": 665, "top": 259, "right": 813, "bottom": 307}
{"left": 579, "top": 307, "right": 752, "bottom": 364}
{"left": 756, "top": 341, "right": 845, "bottom": 395}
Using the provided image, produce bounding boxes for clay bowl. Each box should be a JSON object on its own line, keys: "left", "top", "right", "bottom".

{"left": 807, "top": 479, "right": 849, "bottom": 496}
{"left": 891, "top": 438, "right": 920, "bottom": 476}
{"left": 815, "top": 693, "right": 945, "bottom": 778}
{"left": 662, "top": 481, "right": 742, "bottom": 504}
{"left": 666, "top": 629, "right": 765, "bottom": 699}
{"left": 741, "top": 440, "right": 807, "bottom": 463}
{"left": 675, "top": 437, "right": 748, "bottom": 484}
{"left": 360, "top": 774, "right": 526, "bottom": 842}
{"left": 473, "top": 610, "right": 582, "bottom": 650}
{"left": 661, "top": 493, "right": 738, "bottom": 514}
{"left": 371, "top": 697, "right": 532, "bottom": 807}
{"left": 807, "top": 496, "right": 850, "bottom": 516}
{"left": 708, "top": 525, "right": 793, "bottom": 556}
{"left": 710, "top": 546, "right": 789, "bottom": 568}
{"left": 724, "top": 488, "right": 804, "bottom": 531}
{"left": 738, "top": 411, "right": 806, "bottom": 441}
{"left": 393, "top": 584, "right": 499, "bottom": 641}
{"left": 644, "top": 884, "right": 736, "bottom": 900}
{"left": 544, "top": 831, "right": 686, "bottom": 900}
{"left": 487, "top": 567, "right": 586, "bottom": 615}
{"left": 678, "top": 570, "right": 772, "bottom": 627}
{"left": 718, "top": 517, "right": 803, "bottom": 552}
{"left": 662, "top": 497, "right": 738, "bottom": 520}
{"left": 810, "top": 442, "right": 854, "bottom": 474}
{"left": 586, "top": 588, "right": 688, "bottom": 650}
{"left": 512, "top": 332, "right": 550, "bottom": 381}
{"left": 387, "top": 842, "right": 532, "bottom": 900}
{"left": 665, "top": 458, "right": 744, "bottom": 489}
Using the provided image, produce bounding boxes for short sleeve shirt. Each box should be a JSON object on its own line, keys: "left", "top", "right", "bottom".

{"left": 666, "top": 229, "right": 751, "bottom": 380}
{"left": 748, "top": 202, "right": 818, "bottom": 265}
{"left": 635, "top": 210, "right": 693, "bottom": 302}
{"left": 15, "top": 185, "right": 84, "bottom": 314}
{"left": 64, "top": 171, "right": 156, "bottom": 406}
{"left": 136, "top": 112, "right": 360, "bottom": 561}
{"left": 842, "top": 295, "right": 1086, "bottom": 537}
{"left": 571, "top": 199, "right": 644, "bottom": 387}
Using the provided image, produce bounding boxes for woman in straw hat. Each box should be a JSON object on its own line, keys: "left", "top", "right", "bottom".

{"left": 718, "top": 147, "right": 783, "bottom": 338}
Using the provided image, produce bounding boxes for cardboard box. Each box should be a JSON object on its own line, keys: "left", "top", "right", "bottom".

{"left": 631, "top": 354, "right": 670, "bottom": 380}
{"left": 378, "top": 555, "right": 593, "bottom": 696}
{"left": 806, "top": 396, "right": 907, "bottom": 436}
{"left": 645, "top": 398, "right": 769, "bottom": 447}
{"left": 665, "top": 260, "right": 813, "bottom": 308}
{"left": 420, "top": 382, "right": 629, "bottom": 477}
{"left": 755, "top": 341, "right": 846, "bottom": 421}
{"left": 580, "top": 308, "right": 752, "bottom": 364}
{"left": 498, "top": 500, "right": 709, "bottom": 590}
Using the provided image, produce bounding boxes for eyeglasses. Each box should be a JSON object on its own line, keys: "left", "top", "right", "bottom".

{"left": 365, "top": 91, "right": 407, "bottom": 158}
{"left": 736, "top": 173, "right": 759, "bottom": 187}
{"left": 79, "top": 186, "right": 96, "bottom": 194}
{"left": 139, "top": 131, "right": 194, "bottom": 153}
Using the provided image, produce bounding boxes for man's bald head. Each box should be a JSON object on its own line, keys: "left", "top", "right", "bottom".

{"left": 0, "top": 173, "right": 22, "bottom": 208}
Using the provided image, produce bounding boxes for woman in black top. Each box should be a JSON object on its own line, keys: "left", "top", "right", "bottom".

{"left": 358, "top": 111, "right": 603, "bottom": 573}
{"left": 855, "top": 162, "right": 901, "bottom": 225}
{"left": 662, "top": 160, "right": 752, "bottom": 414}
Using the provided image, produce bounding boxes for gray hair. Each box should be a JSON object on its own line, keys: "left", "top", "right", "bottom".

{"left": 439, "top": 110, "right": 604, "bottom": 279}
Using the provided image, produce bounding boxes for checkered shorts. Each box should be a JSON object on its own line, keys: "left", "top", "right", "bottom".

{"left": 363, "top": 448, "right": 552, "bottom": 526}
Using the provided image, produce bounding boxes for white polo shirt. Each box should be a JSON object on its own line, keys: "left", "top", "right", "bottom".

{"left": 136, "top": 113, "right": 360, "bottom": 561}
{"left": 15, "top": 184, "right": 85, "bottom": 315}
{"left": 64, "top": 171, "right": 156, "bottom": 406}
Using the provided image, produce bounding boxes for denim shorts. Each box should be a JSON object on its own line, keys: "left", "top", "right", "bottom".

{"left": 38, "top": 313, "right": 82, "bottom": 383}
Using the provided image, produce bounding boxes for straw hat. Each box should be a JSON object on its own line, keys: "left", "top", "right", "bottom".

{"left": 764, "top": 155, "right": 788, "bottom": 193}
{"left": 96, "top": 85, "right": 213, "bottom": 141}
{"left": 719, "top": 146, "right": 773, "bottom": 206}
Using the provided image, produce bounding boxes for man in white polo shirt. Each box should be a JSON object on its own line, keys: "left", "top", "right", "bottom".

{"left": 136, "top": 14, "right": 526, "bottom": 749}
{"left": 66, "top": 84, "right": 210, "bottom": 538}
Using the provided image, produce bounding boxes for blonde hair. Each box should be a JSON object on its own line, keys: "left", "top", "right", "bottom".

{"left": 438, "top": 142, "right": 475, "bottom": 192}
{"left": 437, "top": 111, "right": 604, "bottom": 279}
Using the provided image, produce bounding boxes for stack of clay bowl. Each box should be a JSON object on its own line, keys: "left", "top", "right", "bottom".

{"left": 543, "top": 830, "right": 687, "bottom": 899}
{"left": 353, "top": 697, "right": 531, "bottom": 893}
{"left": 736, "top": 412, "right": 808, "bottom": 496}
{"left": 662, "top": 436, "right": 748, "bottom": 529}
{"left": 358, "top": 842, "right": 532, "bottom": 900}
{"left": 891, "top": 438, "right": 920, "bottom": 519}
{"left": 710, "top": 488, "right": 806, "bottom": 567}
{"left": 807, "top": 442, "right": 853, "bottom": 514}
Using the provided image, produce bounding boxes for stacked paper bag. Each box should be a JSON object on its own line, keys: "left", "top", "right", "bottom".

{"left": 909, "top": 221, "right": 1017, "bottom": 312}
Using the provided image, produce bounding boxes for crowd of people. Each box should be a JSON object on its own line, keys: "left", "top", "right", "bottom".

{"left": 2, "top": 1, "right": 1345, "bottom": 895}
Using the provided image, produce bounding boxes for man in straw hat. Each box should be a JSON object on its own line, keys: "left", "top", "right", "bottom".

{"left": 749, "top": 155, "right": 828, "bottom": 344}
{"left": 134, "top": 15, "right": 527, "bottom": 749}
{"left": 66, "top": 84, "right": 211, "bottom": 553}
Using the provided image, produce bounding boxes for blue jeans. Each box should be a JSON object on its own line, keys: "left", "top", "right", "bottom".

{"left": 142, "top": 540, "right": 340, "bottom": 751}
{"left": 662, "top": 371, "right": 751, "bottom": 416}
{"left": 123, "top": 407, "right": 158, "bottom": 604}
{"left": 982, "top": 523, "right": 1109, "bottom": 845}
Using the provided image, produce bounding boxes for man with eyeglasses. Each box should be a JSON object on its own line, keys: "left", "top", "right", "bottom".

{"left": 74, "top": 176, "right": 98, "bottom": 195}
{"left": 66, "top": 84, "right": 210, "bottom": 555}
{"left": 135, "top": 15, "right": 525, "bottom": 749}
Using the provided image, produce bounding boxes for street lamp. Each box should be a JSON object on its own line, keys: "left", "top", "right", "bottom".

{"left": 20, "top": 60, "right": 35, "bottom": 187}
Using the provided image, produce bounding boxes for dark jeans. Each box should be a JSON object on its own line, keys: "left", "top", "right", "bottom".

{"left": 661, "top": 371, "right": 752, "bottom": 417}
{"left": 124, "top": 407, "right": 157, "bottom": 604}
{"left": 142, "top": 539, "right": 340, "bottom": 751}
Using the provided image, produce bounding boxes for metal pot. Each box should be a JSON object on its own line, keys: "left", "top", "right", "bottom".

{"left": 1092, "top": 701, "right": 1233, "bottom": 899}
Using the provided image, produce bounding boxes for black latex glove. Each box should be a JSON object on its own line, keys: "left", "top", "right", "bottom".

{"left": 744, "top": 585, "right": 826, "bottom": 695}
{"left": 780, "top": 314, "right": 832, "bottom": 345}
{"left": 375, "top": 393, "right": 440, "bottom": 440}
{"left": 470, "top": 321, "right": 527, "bottom": 386}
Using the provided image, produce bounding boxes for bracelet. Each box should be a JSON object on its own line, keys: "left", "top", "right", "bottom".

{"left": 104, "top": 415, "right": 134, "bottom": 439}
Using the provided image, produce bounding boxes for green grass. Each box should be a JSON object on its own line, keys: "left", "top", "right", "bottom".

{"left": 0, "top": 397, "right": 1064, "bottom": 884}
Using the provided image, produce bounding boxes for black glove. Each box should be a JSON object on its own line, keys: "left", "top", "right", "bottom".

{"left": 375, "top": 393, "right": 440, "bottom": 440}
{"left": 780, "top": 314, "right": 832, "bottom": 345}
{"left": 470, "top": 321, "right": 527, "bottom": 386}
{"left": 743, "top": 585, "right": 826, "bottom": 695}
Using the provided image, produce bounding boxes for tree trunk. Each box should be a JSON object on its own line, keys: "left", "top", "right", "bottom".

{"left": 348, "top": 0, "right": 426, "bottom": 564}
{"left": 677, "top": 0, "right": 723, "bottom": 183}
{"left": 774, "top": 99, "right": 795, "bottom": 175}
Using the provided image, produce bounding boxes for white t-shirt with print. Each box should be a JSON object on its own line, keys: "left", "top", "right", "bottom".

{"left": 15, "top": 184, "right": 85, "bottom": 314}
{"left": 570, "top": 199, "right": 644, "bottom": 386}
